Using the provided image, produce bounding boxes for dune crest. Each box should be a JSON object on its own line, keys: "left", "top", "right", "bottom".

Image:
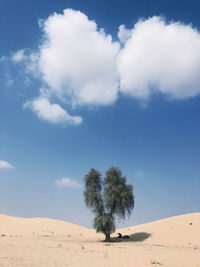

{"left": 0, "top": 214, "right": 94, "bottom": 237}
{"left": 119, "top": 212, "right": 200, "bottom": 246}
{"left": 0, "top": 213, "right": 200, "bottom": 267}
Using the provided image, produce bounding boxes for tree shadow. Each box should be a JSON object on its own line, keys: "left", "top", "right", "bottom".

{"left": 110, "top": 232, "right": 151, "bottom": 242}
{"left": 129, "top": 232, "right": 152, "bottom": 242}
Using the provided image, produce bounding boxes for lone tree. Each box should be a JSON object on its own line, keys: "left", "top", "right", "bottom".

{"left": 84, "top": 167, "right": 134, "bottom": 241}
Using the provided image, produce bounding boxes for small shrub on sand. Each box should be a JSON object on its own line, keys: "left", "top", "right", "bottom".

{"left": 151, "top": 260, "right": 163, "bottom": 265}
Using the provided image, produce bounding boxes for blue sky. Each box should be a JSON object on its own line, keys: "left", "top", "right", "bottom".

{"left": 0, "top": 0, "right": 200, "bottom": 228}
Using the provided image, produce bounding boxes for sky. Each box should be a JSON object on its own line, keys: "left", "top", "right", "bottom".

{"left": 0, "top": 0, "right": 200, "bottom": 228}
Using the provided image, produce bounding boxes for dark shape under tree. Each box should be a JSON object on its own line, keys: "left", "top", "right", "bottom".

{"left": 117, "top": 232, "right": 130, "bottom": 239}
{"left": 84, "top": 167, "right": 134, "bottom": 241}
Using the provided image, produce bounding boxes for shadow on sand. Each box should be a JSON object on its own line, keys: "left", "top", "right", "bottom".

{"left": 109, "top": 232, "right": 152, "bottom": 242}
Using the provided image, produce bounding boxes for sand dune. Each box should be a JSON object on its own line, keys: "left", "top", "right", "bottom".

{"left": 119, "top": 212, "right": 200, "bottom": 246}
{"left": 0, "top": 214, "right": 93, "bottom": 237}
{"left": 0, "top": 213, "right": 200, "bottom": 266}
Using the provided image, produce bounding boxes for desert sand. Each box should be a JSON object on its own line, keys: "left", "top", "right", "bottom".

{"left": 0, "top": 213, "right": 200, "bottom": 267}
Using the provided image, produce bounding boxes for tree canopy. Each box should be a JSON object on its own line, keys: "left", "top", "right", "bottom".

{"left": 84, "top": 167, "right": 134, "bottom": 241}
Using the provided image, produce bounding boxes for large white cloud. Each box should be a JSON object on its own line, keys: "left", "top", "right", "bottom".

{"left": 10, "top": 12, "right": 200, "bottom": 125}
{"left": 38, "top": 9, "right": 120, "bottom": 106}
{"left": 117, "top": 16, "right": 200, "bottom": 100}
{"left": 24, "top": 97, "right": 82, "bottom": 125}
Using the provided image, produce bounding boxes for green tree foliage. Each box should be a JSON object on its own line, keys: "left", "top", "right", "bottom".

{"left": 84, "top": 167, "right": 134, "bottom": 241}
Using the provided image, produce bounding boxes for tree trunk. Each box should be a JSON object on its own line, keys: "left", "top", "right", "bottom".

{"left": 105, "top": 233, "right": 111, "bottom": 242}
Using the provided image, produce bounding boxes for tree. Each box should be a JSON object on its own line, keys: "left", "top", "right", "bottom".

{"left": 84, "top": 167, "right": 134, "bottom": 241}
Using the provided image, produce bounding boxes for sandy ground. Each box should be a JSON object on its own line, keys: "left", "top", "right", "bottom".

{"left": 0, "top": 213, "right": 200, "bottom": 267}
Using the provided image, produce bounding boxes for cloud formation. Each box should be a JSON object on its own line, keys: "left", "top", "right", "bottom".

{"left": 24, "top": 97, "right": 82, "bottom": 125}
{"left": 11, "top": 49, "right": 39, "bottom": 75}
{"left": 0, "top": 160, "right": 14, "bottom": 169}
{"left": 118, "top": 16, "right": 200, "bottom": 100}
{"left": 11, "top": 11, "right": 200, "bottom": 125}
{"left": 12, "top": 49, "right": 26, "bottom": 63}
{"left": 38, "top": 9, "right": 119, "bottom": 106}
{"left": 55, "top": 177, "right": 82, "bottom": 188}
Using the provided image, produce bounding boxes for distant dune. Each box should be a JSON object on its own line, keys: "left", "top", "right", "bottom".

{"left": 119, "top": 212, "right": 200, "bottom": 246}
{"left": 0, "top": 214, "right": 94, "bottom": 237}
{"left": 0, "top": 213, "right": 199, "bottom": 266}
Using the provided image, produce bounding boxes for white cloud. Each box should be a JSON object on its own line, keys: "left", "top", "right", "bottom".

{"left": 117, "top": 16, "right": 200, "bottom": 100}
{"left": 55, "top": 177, "right": 82, "bottom": 188}
{"left": 9, "top": 12, "right": 200, "bottom": 125}
{"left": 118, "top": 24, "right": 132, "bottom": 44}
{"left": 38, "top": 9, "right": 120, "bottom": 106}
{"left": 0, "top": 160, "right": 14, "bottom": 169}
{"left": 24, "top": 97, "right": 82, "bottom": 125}
{"left": 12, "top": 49, "right": 26, "bottom": 63}
{"left": 11, "top": 49, "right": 39, "bottom": 77}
